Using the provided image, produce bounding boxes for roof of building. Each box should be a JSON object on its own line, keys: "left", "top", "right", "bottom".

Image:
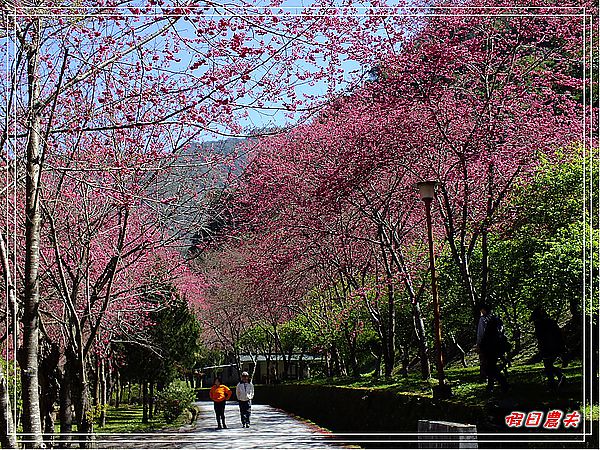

{"left": 239, "top": 354, "right": 321, "bottom": 363}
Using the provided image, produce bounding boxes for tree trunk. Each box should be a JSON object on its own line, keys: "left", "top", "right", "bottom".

{"left": 69, "top": 352, "right": 94, "bottom": 449}
{"left": 21, "top": 16, "right": 45, "bottom": 448}
{"left": 412, "top": 301, "right": 431, "bottom": 379}
{"left": 99, "top": 360, "right": 106, "bottom": 428}
{"left": 374, "top": 350, "right": 382, "bottom": 378}
{"left": 343, "top": 327, "right": 359, "bottom": 377}
{"left": 383, "top": 283, "right": 396, "bottom": 378}
{"left": 332, "top": 346, "right": 342, "bottom": 376}
{"left": 480, "top": 164, "right": 494, "bottom": 307}
{"left": 115, "top": 373, "right": 121, "bottom": 408}
{"left": 0, "top": 238, "right": 18, "bottom": 449}
{"left": 93, "top": 362, "right": 100, "bottom": 408}
{"left": 383, "top": 231, "right": 430, "bottom": 379}
{"left": 249, "top": 358, "right": 258, "bottom": 381}
{"left": 461, "top": 259, "right": 479, "bottom": 312}
{"left": 287, "top": 348, "right": 295, "bottom": 380}
{"left": 450, "top": 334, "right": 468, "bottom": 368}
{"left": 39, "top": 342, "right": 60, "bottom": 449}
{"left": 58, "top": 363, "right": 74, "bottom": 449}
{"left": 142, "top": 381, "right": 148, "bottom": 424}
{"left": 73, "top": 383, "right": 93, "bottom": 449}
{"left": 399, "top": 345, "right": 410, "bottom": 377}
{"left": 323, "top": 352, "right": 331, "bottom": 378}
{"left": 0, "top": 364, "right": 17, "bottom": 449}
{"left": 298, "top": 354, "right": 304, "bottom": 380}
{"left": 382, "top": 349, "right": 394, "bottom": 378}
{"left": 265, "top": 356, "right": 271, "bottom": 383}
{"left": 153, "top": 384, "right": 160, "bottom": 418}
{"left": 370, "top": 340, "right": 382, "bottom": 378}
{"left": 42, "top": 403, "right": 56, "bottom": 449}
{"left": 282, "top": 356, "right": 289, "bottom": 380}
{"left": 106, "top": 369, "right": 112, "bottom": 407}
{"left": 148, "top": 382, "right": 154, "bottom": 421}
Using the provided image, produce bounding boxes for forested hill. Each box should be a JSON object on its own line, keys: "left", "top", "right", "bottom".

{"left": 174, "top": 137, "right": 250, "bottom": 252}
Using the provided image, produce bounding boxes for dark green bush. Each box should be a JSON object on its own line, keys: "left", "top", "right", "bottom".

{"left": 156, "top": 380, "right": 196, "bottom": 423}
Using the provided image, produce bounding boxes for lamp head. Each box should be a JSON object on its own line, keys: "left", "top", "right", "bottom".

{"left": 416, "top": 181, "right": 438, "bottom": 201}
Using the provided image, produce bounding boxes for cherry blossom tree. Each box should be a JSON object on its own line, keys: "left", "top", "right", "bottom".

{"left": 217, "top": 0, "right": 588, "bottom": 381}
{"left": 38, "top": 151, "right": 194, "bottom": 441}
{"left": 231, "top": 106, "right": 432, "bottom": 377}
{"left": 1, "top": 0, "right": 406, "bottom": 444}
{"left": 366, "top": 0, "right": 587, "bottom": 313}
{"left": 0, "top": 0, "right": 594, "bottom": 446}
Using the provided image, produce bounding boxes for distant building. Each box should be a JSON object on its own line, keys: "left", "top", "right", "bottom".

{"left": 199, "top": 354, "right": 322, "bottom": 386}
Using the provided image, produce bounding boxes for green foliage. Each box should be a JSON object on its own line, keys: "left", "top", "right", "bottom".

{"left": 239, "top": 323, "right": 275, "bottom": 359}
{"left": 436, "top": 252, "right": 478, "bottom": 340}
{"left": 195, "top": 347, "right": 224, "bottom": 371}
{"left": 88, "top": 403, "right": 108, "bottom": 425}
{"left": 279, "top": 316, "right": 312, "bottom": 355}
{"left": 153, "top": 293, "right": 203, "bottom": 374}
{"left": 436, "top": 148, "right": 599, "bottom": 360}
{"left": 1, "top": 357, "right": 21, "bottom": 412}
{"left": 583, "top": 404, "right": 599, "bottom": 422}
{"left": 487, "top": 148, "right": 599, "bottom": 349}
{"left": 230, "top": 148, "right": 597, "bottom": 378}
{"left": 118, "top": 283, "right": 203, "bottom": 385}
{"left": 296, "top": 288, "right": 380, "bottom": 376}
{"left": 156, "top": 380, "right": 196, "bottom": 423}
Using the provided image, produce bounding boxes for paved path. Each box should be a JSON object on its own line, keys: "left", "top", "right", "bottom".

{"left": 97, "top": 401, "right": 344, "bottom": 449}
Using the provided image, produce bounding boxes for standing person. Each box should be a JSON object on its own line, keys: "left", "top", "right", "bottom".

{"left": 209, "top": 377, "right": 232, "bottom": 429}
{"left": 531, "top": 306, "right": 566, "bottom": 389}
{"left": 236, "top": 371, "right": 254, "bottom": 428}
{"left": 476, "top": 304, "right": 510, "bottom": 393}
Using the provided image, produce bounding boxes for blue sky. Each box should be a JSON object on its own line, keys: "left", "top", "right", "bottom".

{"left": 1, "top": 1, "right": 407, "bottom": 145}
{"left": 167, "top": 1, "right": 403, "bottom": 142}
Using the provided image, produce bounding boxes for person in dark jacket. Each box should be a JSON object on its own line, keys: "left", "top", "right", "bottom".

{"left": 476, "top": 304, "right": 509, "bottom": 393}
{"left": 531, "top": 306, "right": 566, "bottom": 389}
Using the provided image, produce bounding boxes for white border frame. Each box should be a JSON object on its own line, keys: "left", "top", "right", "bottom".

{"left": 3, "top": 3, "right": 597, "bottom": 449}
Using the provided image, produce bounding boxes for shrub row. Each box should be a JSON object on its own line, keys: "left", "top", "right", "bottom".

{"left": 251, "top": 384, "right": 487, "bottom": 432}
{"left": 197, "top": 384, "right": 587, "bottom": 435}
{"left": 196, "top": 384, "right": 487, "bottom": 432}
{"left": 157, "top": 380, "right": 196, "bottom": 423}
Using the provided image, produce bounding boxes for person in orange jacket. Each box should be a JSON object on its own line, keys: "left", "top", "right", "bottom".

{"left": 209, "top": 377, "right": 232, "bottom": 429}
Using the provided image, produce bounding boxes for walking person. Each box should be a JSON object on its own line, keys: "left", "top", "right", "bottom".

{"left": 236, "top": 371, "right": 254, "bottom": 428}
{"left": 531, "top": 306, "right": 566, "bottom": 390}
{"left": 476, "top": 304, "right": 510, "bottom": 393}
{"left": 209, "top": 377, "right": 232, "bottom": 429}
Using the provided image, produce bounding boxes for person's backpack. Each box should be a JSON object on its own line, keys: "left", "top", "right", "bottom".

{"left": 482, "top": 315, "right": 512, "bottom": 356}
{"left": 497, "top": 319, "right": 513, "bottom": 356}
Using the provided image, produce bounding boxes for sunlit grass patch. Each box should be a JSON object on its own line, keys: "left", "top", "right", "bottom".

{"left": 95, "top": 404, "right": 180, "bottom": 434}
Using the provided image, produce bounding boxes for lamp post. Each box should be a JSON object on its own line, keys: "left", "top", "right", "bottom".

{"left": 416, "top": 181, "right": 452, "bottom": 400}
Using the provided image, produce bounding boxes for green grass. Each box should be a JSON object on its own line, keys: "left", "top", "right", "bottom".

{"left": 583, "top": 404, "right": 599, "bottom": 421}
{"left": 292, "top": 370, "right": 433, "bottom": 395}
{"left": 445, "top": 362, "right": 583, "bottom": 407}
{"left": 95, "top": 405, "right": 182, "bottom": 434}
{"left": 288, "top": 361, "right": 584, "bottom": 408}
